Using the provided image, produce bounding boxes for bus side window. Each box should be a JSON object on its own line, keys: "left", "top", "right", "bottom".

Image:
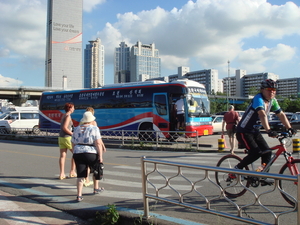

{"left": 154, "top": 95, "right": 167, "bottom": 115}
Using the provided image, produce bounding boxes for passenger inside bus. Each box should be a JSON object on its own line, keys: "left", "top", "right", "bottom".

{"left": 188, "top": 94, "right": 209, "bottom": 116}
{"left": 188, "top": 96, "right": 198, "bottom": 113}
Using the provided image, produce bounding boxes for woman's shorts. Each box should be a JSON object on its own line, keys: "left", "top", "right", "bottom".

{"left": 58, "top": 136, "right": 72, "bottom": 149}
{"left": 73, "top": 153, "right": 98, "bottom": 178}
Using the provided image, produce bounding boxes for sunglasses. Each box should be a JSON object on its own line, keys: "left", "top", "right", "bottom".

{"left": 264, "top": 88, "right": 277, "bottom": 92}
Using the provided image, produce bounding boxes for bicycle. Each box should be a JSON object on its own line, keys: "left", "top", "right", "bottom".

{"left": 215, "top": 132, "right": 299, "bottom": 206}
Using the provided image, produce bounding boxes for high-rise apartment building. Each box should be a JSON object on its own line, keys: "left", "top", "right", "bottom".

{"left": 130, "top": 41, "right": 161, "bottom": 82}
{"left": 114, "top": 42, "right": 130, "bottom": 83}
{"left": 45, "top": 0, "right": 83, "bottom": 89}
{"left": 84, "top": 38, "right": 104, "bottom": 88}
{"left": 167, "top": 67, "right": 220, "bottom": 95}
{"left": 277, "top": 77, "right": 300, "bottom": 98}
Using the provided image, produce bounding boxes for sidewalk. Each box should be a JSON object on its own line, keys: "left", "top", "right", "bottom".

{"left": 0, "top": 190, "right": 87, "bottom": 225}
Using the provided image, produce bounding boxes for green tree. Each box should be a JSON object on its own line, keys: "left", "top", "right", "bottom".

{"left": 235, "top": 101, "right": 249, "bottom": 111}
{"left": 249, "top": 86, "right": 259, "bottom": 96}
{"left": 285, "top": 99, "right": 300, "bottom": 112}
{"left": 278, "top": 98, "right": 290, "bottom": 111}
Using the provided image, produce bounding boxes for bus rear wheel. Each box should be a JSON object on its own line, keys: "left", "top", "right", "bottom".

{"left": 139, "top": 123, "right": 155, "bottom": 141}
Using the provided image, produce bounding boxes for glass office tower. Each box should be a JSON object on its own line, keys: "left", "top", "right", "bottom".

{"left": 114, "top": 42, "right": 131, "bottom": 83}
{"left": 45, "top": 0, "right": 83, "bottom": 89}
{"left": 130, "top": 41, "right": 161, "bottom": 82}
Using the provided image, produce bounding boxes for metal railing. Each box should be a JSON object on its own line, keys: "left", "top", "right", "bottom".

{"left": 141, "top": 156, "right": 300, "bottom": 225}
{"left": 0, "top": 128, "right": 202, "bottom": 151}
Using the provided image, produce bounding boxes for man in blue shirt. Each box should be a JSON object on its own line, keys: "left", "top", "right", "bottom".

{"left": 235, "top": 79, "right": 295, "bottom": 184}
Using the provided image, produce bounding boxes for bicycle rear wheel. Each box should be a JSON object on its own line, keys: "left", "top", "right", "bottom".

{"left": 215, "top": 154, "right": 250, "bottom": 198}
{"left": 279, "top": 159, "right": 300, "bottom": 207}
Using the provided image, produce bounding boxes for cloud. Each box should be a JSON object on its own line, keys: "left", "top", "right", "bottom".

{"left": 238, "top": 44, "right": 296, "bottom": 72}
{"left": 161, "top": 55, "right": 190, "bottom": 70}
{"left": 0, "top": 0, "right": 46, "bottom": 60}
{"left": 0, "top": 0, "right": 299, "bottom": 86}
{"left": 0, "top": 75, "right": 23, "bottom": 87}
{"left": 98, "top": 0, "right": 300, "bottom": 74}
{"left": 83, "top": 0, "right": 106, "bottom": 12}
{"left": 0, "top": 48, "right": 10, "bottom": 58}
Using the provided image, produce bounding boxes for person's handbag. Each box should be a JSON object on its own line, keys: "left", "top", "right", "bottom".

{"left": 92, "top": 162, "right": 104, "bottom": 180}
{"left": 232, "top": 124, "right": 237, "bottom": 133}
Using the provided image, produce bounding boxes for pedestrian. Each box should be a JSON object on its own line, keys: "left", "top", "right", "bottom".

{"left": 233, "top": 79, "right": 295, "bottom": 185}
{"left": 82, "top": 107, "right": 106, "bottom": 187}
{"left": 222, "top": 105, "right": 240, "bottom": 154}
{"left": 58, "top": 102, "right": 77, "bottom": 180}
{"left": 175, "top": 95, "right": 185, "bottom": 130}
{"left": 72, "top": 111, "right": 106, "bottom": 202}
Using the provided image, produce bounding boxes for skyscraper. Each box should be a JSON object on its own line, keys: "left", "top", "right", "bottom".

{"left": 130, "top": 41, "right": 161, "bottom": 82}
{"left": 114, "top": 42, "right": 131, "bottom": 83}
{"left": 84, "top": 38, "right": 105, "bottom": 88}
{"left": 45, "top": 0, "right": 83, "bottom": 89}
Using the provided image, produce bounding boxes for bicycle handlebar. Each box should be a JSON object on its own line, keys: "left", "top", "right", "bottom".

{"left": 276, "top": 131, "right": 296, "bottom": 144}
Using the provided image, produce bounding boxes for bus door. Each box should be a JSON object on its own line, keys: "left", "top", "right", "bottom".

{"left": 153, "top": 94, "right": 169, "bottom": 135}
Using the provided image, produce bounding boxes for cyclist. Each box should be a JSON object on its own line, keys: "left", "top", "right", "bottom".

{"left": 234, "top": 79, "right": 295, "bottom": 184}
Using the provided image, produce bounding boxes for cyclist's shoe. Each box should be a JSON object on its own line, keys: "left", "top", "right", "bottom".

{"left": 227, "top": 173, "right": 237, "bottom": 180}
{"left": 260, "top": 178, "right": 274, "bottom": 186}
{"left": 227, "top": 166, "right": 245, "bottom": 181}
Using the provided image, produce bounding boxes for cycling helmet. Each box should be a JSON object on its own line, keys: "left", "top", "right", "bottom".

{"left": 261, "top": 79, "right": 278, "bottom": 89}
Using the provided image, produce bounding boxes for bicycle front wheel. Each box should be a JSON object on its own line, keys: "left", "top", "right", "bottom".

{"left": 279, "top": 159, "right": 300, "bottom": 207}
{"left": 215, "top": 154, "right": 250, "bottom": 198}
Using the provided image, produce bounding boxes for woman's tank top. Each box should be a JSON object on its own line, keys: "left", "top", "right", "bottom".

{"left": 59, "top": 114, "right": 73, "bottom": 137}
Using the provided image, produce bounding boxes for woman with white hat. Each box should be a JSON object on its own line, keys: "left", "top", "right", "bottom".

{"left": 71, "top": 111, "right": 106, "bottom": 202}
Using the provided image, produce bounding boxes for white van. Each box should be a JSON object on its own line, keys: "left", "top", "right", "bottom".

{"left": 0, "top": 110, "right": 40, "bottom": 134}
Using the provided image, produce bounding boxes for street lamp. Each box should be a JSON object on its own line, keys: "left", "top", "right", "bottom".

{"left": 227, "top": 60, "right": 230, "bottom": 110}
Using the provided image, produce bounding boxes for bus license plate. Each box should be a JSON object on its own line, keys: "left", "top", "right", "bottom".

{"left": 203, "top": 130, "right": 208, "bottom": 135}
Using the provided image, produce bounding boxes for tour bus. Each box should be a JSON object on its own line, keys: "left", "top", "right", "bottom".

{"left": 39, "top": 79, "right": 213, "bottom": 138}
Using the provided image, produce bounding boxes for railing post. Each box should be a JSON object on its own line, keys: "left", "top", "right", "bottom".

{"left": 122, "top": 130, "right": 124, "bottom": 145}
{"left": 141, "top": 156, "right": 149, "bottom": 218}
{"left": 297, "top": 174, "right": 300, "bottom": 224}
{"left": 196, "top": 131, "right": 199, "bottom": 151}
{"left": 156, "top": 131, "right": 158, "bottom": 148}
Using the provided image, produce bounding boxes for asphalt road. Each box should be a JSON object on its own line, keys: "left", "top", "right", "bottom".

{"left": 0, "top": 133, "right": 298, "bottom": 225}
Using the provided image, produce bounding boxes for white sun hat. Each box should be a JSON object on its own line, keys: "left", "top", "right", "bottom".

{"left": 80, "top": 111, "right": 96, "bottom": 123}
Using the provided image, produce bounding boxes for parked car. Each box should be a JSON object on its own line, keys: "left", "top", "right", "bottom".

{"left": 0, "top": 110, "right": 40, "bottom": 134}
{"left": 268, "top": 112, "right": 300, "bottom": 132}
{"left": 211, "top": 115, "right": 224, "bottom": 134}
{"left": 289, "top": 113, "right": 300, "bottom": 130}
{"left": 216, "top": 111, "right": 244, "bottom": 118}
{"left": 236, "top": 111, "right": 245, "bottom": 118}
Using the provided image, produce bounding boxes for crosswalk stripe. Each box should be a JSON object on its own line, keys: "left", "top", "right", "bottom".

{"left": 0, "top": 194, "right": 46, "bottom": 224}
{"left": 17, "top": 155, "right": 292, "bottom": 201}
{"left": 114, "top": 165, "right": 207, "bottom": 174}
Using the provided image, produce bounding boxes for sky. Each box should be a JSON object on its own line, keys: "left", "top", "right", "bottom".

{"left": 0, "top": 0, "right": 299, "bottom": 88}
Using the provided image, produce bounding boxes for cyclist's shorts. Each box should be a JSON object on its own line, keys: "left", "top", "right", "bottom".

{"left": 58, "top": 136, "right": 72, "bottom": 149}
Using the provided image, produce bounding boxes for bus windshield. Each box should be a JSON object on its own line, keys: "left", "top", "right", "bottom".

{"left": 187, "top": 87, "right": 210, "bottom": 117}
